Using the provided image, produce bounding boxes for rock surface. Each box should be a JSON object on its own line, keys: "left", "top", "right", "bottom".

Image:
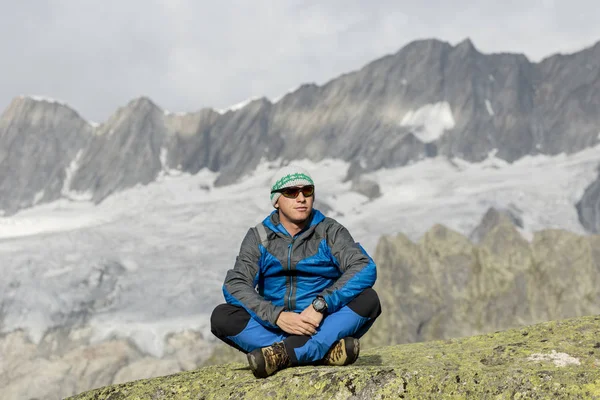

{"left": 67, "top": 314, "right": 600, "bottom": 399}
{"left": 577, "top": 164, "right": 600, "bottom": 233}
{"left": 0, "top": 96, "right": 93, "bottom": 214}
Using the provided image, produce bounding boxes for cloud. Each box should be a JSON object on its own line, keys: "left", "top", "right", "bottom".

{"left": 0, "top": 0, "right": 599, "bottom": 122}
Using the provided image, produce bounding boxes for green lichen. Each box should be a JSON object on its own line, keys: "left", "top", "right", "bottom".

{"left": 67, "top": 315, "right": 600, "bottom": 399}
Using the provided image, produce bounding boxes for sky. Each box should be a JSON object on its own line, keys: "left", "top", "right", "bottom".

{"left": 1, "top": 0, "right": 599, "bottom": 123}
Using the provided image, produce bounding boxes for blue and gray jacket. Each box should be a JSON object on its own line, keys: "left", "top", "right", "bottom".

{"left": 222, "top": 209, "right": 377, "bottom": 328}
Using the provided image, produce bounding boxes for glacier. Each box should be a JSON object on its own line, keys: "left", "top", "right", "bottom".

{"left": 1, "top": 144, "right": 599, "bottom": 357}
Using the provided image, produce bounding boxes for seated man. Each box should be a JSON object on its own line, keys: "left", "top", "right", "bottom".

{"left": 210, "top": 165, "right": 381, "bottom": 378}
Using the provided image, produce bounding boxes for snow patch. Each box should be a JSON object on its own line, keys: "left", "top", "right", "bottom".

{"left": 485, "top": 99, "right": 495, "bottom": 116}
{"left": 160, "top": 147, "right": 168, "bottom": 170}
{"left": 486, "top": 148, "right": 499, "bottom": 159}
{"left": 33, "top": 190, "right": 45, "bottom": 205}
{"left": 25, "top": 95, "right": 69, "bottom": 106}
{"left": 157, "top": 147, "right": 184, "bottom": 178}
{"left": 215, "top": 97, "right": 259, "bottom": 114}
{"left": 164, "top": 109, "right": 189, "bottom": 117}
{"left": 400, "top": 102, "right": 455, "bottom": 143}
{"left": 61, "top": 150, "right": 93, "bottom": 201}
{"left": 0, "top": 213, "right": 107, "bottom": 239}
{"left": 401, "top": 79, "right": 408, "bottom": 85}
{"left": 527, "top": 350, "right": 581, "bottom": 367}
{"left": 489, "top": 74, "right": 495, "bottom": 82}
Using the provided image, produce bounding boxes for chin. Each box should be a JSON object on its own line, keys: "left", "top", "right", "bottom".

{"left": 294, "top": 211, "right": 311, "bottom": 220}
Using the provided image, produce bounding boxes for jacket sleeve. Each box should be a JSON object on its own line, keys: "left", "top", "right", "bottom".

{"left": 318, "top": 221, "right": 377, "bottom": 313}
{"left": 222, "top": 228, "right": 284, "bottom": 328}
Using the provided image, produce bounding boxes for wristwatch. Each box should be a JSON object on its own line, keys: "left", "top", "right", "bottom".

{"left": 312, "top": 296, "right": 328, "bottom": 314}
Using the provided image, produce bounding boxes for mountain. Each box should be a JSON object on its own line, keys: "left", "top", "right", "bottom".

{"left": 2, "top": 38, "right": 600, "bottom": 222}
{"left": 0, "top": 96, "right": 94, "bottom": 214}
{"left": 363, "top": 207, "right": 600, "bottom": 349}
{"left": 3, "top": 36, "right": 600, "bottom": 400}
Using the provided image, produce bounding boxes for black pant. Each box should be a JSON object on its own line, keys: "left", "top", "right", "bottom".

{"left": 210, "top": 288, "right": 381, "bottom": 363}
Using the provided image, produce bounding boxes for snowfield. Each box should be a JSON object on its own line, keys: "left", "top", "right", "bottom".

{"left": 1, "top": 145, "right": 599, "bottom": 356}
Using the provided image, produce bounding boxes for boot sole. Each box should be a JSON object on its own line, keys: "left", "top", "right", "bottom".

{"left": 344, "top": 337, "right": 360, "bottom": 365}
{"left": 247, "top": 351, "right": 268, "bottom": 378}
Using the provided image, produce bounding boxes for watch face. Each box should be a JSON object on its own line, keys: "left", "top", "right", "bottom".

{"left": 313, "top": 298, "right": 325, "bottom": 311}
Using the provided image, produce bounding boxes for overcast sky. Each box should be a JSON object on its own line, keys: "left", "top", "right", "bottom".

{"left": 1, "top": 0, "right": 599, "bottom": 122}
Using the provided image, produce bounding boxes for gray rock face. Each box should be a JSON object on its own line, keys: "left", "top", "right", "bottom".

{"left": 163, "top": 108, "right": 221, "bottom": 174}
{"left": 2, "top": 38, "right": 600, "bottom": 215}
{"left": 350, "top": 177, "right": 381, "bottom": 200}
{"left": 0, "top": 97, "right": 93, "bottom": 214}
{"left": 209, "top": 98, "right": 280, "bottom": 186}
{"left": 469, "top": 206, "right": 524, "bottom": 243}
{"left": 70, "top": 97, "right": 180, "bottom": 203}
{"left": 576, "top": 165, "right": 600, "bottom": 233}
{"left": 364, "top": 211, "right": 600, "bottom": 349}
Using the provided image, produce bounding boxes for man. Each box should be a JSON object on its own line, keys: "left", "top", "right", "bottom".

{"left": 210, "top": 165, "right": 381, "bottom": 378}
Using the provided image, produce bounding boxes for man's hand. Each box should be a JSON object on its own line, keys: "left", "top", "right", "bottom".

{"left": 300, "top": 304, "right": 323, "bottom": 328}
{"left": 276, "top": 311, "right": 319, "bottom": 335}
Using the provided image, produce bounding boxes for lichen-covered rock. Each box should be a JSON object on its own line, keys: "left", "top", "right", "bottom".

{"left": 67, "top": 314, "right": 600, "bottom": 399}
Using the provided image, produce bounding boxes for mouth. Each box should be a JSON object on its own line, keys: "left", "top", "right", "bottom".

{"left": 295, "top": 207, "right": 308, "bottom": 212}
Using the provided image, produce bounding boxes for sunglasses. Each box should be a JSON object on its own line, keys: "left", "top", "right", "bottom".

{"left": 271, "top": 185, "right": 315, "bottom": 199}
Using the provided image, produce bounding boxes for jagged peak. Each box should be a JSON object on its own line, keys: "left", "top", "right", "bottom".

{"left": 420, "top": 223, "right": 473, "bottom": 249}
{"left": 10, "top": 95, "right": 79, "bottom": 114}
{"left": 456, "top": 37, "right": 475, "bottom": 48}
{"left": 469, "top": 206, "right": 525, "bottom": 244}
{"left": 1, "top": 95, "right": 90, "bottom": 126}
{"left": 103, "top": 96, "right": 164, "bottom": 122}
{"left": 454, "top": 37, "right": 480, "bottom": 55}
{"left": 125, "top": 96, "right": 162, "bottom": 112}
{"left": 391, "top": 37, "right": 452, "bottom": 59}
{"left": 18, "top": 94, "right": 70, "bottom": 107}
{"left": 401, "top": 37, "right": 451, "bottom": 49}
{"left": 92, "top": 96, "right": 165, "bottom": 137}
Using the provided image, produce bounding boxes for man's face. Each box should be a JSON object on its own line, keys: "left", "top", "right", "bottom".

{"left": 275, "top": 185, "right": 314, "bottom": 224}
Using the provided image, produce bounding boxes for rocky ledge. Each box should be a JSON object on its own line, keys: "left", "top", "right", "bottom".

{"left": 68, "top": 314, "right": 600, "bottom": 399}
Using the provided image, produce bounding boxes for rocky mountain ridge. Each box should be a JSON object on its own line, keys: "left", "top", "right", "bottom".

{"left": 364, "top": 207, "right": 600, "bottom": 349}
{"left": 2, "top": 38, "right": 600, "bottom": 226}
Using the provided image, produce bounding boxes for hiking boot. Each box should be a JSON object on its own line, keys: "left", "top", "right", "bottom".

{"left": 322, "top": 337, "right": 360, "bottom": 366}
{"left": 247, "top": 341, "right": 291, "bottom": 378}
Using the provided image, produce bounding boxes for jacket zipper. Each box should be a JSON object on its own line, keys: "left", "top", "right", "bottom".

{"left": 287, "top": 239, "right": 295, "bottom": 310}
